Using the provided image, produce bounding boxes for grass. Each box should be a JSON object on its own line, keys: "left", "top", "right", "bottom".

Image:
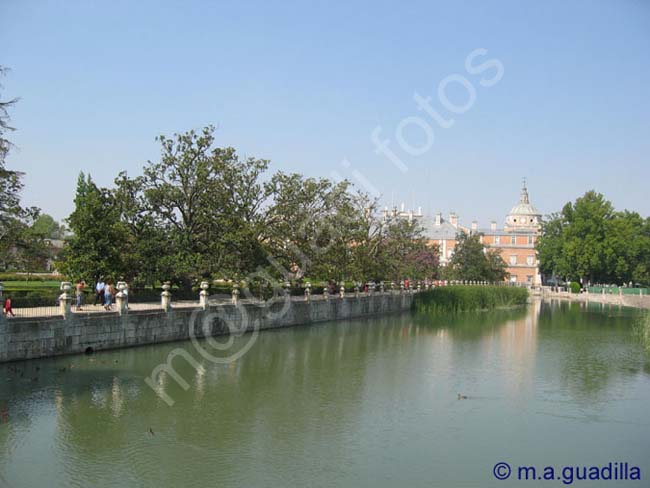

{"left": 413, "top": 285, "right": 529, "bottom": 313}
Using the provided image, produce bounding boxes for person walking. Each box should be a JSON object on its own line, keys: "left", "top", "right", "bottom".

{"left": 95, "top": 278, "right": 105, "bottom": 306}
{"left": 75, "top": 280, "right": 86, "bottom": 311}
{"left": 104, "top": 282, "right": 115, "bottom": 311}
{"left": 3, "top": 297, "right": 15, "bottom": 317}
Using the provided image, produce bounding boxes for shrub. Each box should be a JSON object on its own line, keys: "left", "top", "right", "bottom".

{"left": 0, "top": 273, "right": 64, "bottom": 282}
{"left": 569, "top": 282, "right": 581, "bottom": 294}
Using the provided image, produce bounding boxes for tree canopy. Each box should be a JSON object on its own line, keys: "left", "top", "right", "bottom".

{"left": 537, "top": 191, "right": 650, "bottom": 286}
{"left": 58, "top": 126, "right": 441, "bottom": 288}
{"left": 444, "top": 232, "right": 509, "bottom": 282}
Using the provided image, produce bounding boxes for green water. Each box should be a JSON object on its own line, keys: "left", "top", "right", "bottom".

{"left": 1, "top": 300, "right": 649, "bottom": 487}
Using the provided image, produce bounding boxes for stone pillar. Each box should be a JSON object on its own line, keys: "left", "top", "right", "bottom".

{"left": 199, "top": 281, "right": 209, "bottom": 310}
{"left": 60, "top": 282, "right": 73, "bottom": 319}
{"left": 115, "top": 281, "right": 128, "bottom": 316}
{"left": 391, "top": 281, "right": 396, "bottom": 294}
{"left": 161, "top": 282, "right": 172, "bottom": 311}
{"left": 400, "top": 281, "right": 404, "bottom": 294}
{"left": 304, "top": 282, "right": 311, "bottom": 302}
{"left": 354, "top": 282, "right": 360, "bottom": 298}
{"left": 323, "top": 285, "right": 329, "bottom": 300}
{"left": 232, "top": 282, "right": 240, "bottom": 305}
{"left": 284, "top": 281, "right": 291, "bottom": 299}
{"left": 380, "top": 281, "right": 385, "bottom": 293}
{"left": 339, "top": 282, "right": 345, "bottom": 299}
{"left": 417, "top": 281, "right": 421, "bottom": 293}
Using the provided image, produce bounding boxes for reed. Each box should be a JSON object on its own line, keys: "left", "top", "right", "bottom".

{"left": 413, "top": 285, "right": 529, "bottom": 313}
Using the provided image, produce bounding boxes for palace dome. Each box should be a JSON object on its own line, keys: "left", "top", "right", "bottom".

{"left": 506, "top": 181, "right": 541, "bottom": 228}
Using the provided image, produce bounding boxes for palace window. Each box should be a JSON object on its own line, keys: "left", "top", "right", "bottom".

{"left": 509, "top": 255, "right": 517, "bottom": 265}
{"left": 527, "top": 256, "right": 534, "bottom": 266}
{"left": 511, "top": 235, "right": 516, "bottom": 245}
{"left": 495, "top": 236, "right": 500, "bottom": 245}
{"left": 528, "top": 235, "right": 534, "bottom": 245}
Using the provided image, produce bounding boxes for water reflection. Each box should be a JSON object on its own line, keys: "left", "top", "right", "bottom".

{"left": 1, "top": 301, "right": 649, "bottom": 487}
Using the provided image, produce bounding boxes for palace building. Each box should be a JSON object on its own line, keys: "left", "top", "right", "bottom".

{"left": 387, "top": 181, "right": 542, "bottom": 286}
{"left": 478, "top": 182, "right": 542, "bottom": 286}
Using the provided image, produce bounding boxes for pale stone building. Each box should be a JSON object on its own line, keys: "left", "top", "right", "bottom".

{"left": 390, "top": 181, "right": 543, "bottom": 286}
{"left": 479, "top": 183, "right": 542, "bottom": 286}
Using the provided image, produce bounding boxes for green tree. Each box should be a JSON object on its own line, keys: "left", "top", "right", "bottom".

{"left": 560, "top": 191, "right": 613, "bottom": 284}
{"left": 262, "top": 172, "right": 362, "bottom": 281}
{"left": 58, "top": 173, "right": 127, "bottom": 282}
{"left": 375, "top": 216, "right": 439, "bottom": 281}
{"left": 537, "top": 191, "right": 650, "bottom": 286}
{"left": 31, "top": 214, "right": 66, "bottom": 239}
{"left": 536, "top": 212, "right": 565, "bottom": 281}
{"left": 603, "top": 211, "right": 650, "bottom": 285}
{"left": 445, "top": 232, "right": 508, "bottom": 282}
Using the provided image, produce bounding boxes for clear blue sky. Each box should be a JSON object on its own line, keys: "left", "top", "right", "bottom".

{"left": 2, "top": 0, "right": 649, "bottom": 226}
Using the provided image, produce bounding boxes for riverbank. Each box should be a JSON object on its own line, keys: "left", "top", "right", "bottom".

{"left": 0, "top": 292, "right": 414, "bottom": 363}
{"left": 541, "top": 288, "right": 650, "bottom": 310}
{"left": 412, "top": 285, "right": 529, "bottom": 313}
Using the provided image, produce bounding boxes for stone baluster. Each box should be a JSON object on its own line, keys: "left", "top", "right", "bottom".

{"left": 116, "top": 281, "right": 128, "bottom": 315}
{"left": 417, "top": 281, "right": 421, "bottom": 293}
{"left": 380, "top": 281, "right": 385, "bottom": 293}
{"left": 354, "top": 282, "right": 360, "bottom": 298}
{"left": 305, "top": 282, "right": 312, "bottom": 302}
{"left": 400, "top": 280, "right": 405, "bottom": 294}
{"left": 60, "top": 281, "right": 73, "bottom": 318}
{"left": 199, "top": 281, "right": 209, "bottom": 310}
{"left": 339, "top": 282, "right": 345, "bottom": 299}
{"left": 284, "top": 281, "right": 291, "bottom": 299}
{"left": 232, "top": 282, "right": 240, "bottom": 305}
{"left": 161, "top": 282, "right": 172, "bottom": 311}
{"left": 323, "top": 285, "right": 329, "bottom": 300}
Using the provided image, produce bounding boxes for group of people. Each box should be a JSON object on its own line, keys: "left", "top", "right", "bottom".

{"left": 73, "top": 278, "right": 127, "bottom": 311}
{"left": 93, "top": 279, "right": 117, "bottom": 311}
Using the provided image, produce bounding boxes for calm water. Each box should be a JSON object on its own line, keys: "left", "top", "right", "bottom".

{"left": 1, "top": 300, "right": 649, "bottom": 487}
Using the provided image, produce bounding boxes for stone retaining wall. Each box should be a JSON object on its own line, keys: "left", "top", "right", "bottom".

{"left": 0, "top": 293, "right": 414, "bottom": 363}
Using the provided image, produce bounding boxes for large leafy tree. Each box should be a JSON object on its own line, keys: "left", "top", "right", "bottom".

{"left": 560, "top": 191, "right": 613, "bottom": 284}
{"left": 536, "top": 212, "right": 565, "bottom": 281}
{"left": 115, "top": 126, "right": 272, "bottom": 286}
{"left": 445, "top": 232, "right": 508, "bottom": 282}
{"left": 14, "top": 215, "right": 65, "bottom": 272}
{"left": 537, "top": 191, "right": 650, "bottom": 286}
{"left": 262, "top": 173, "right": 366, "bottom": 280}
{"left": 58, "top": 173, "right": 128, "bottom": 282}
{"left": 375, "top": 216, "right": 439, "bottom": 281}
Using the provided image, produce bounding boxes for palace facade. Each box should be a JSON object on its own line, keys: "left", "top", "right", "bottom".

{"left": 386, "top": 182, "right": 542, "bottom": 286}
